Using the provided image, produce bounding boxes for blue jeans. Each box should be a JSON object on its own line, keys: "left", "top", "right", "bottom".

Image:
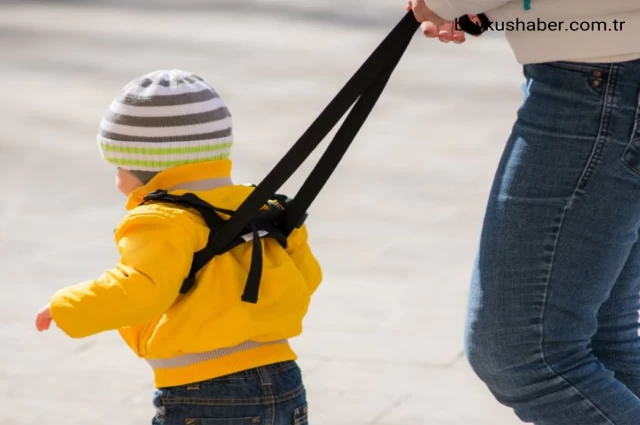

{"left": 152, "top": 361, "right": 308, "bottom": 425}
{"left": 465, "top": 58, "right": 640, "bottom": 424}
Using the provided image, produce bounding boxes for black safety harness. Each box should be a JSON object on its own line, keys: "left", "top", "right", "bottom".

{"left": 139, "top": 189, "right": 297, "bottom": 303}
{"left": 137, "top": 11, "right": 484, "bottom": 304}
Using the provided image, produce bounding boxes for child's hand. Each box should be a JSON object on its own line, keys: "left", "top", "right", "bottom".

{"left": 35, "top": 303, "right": 53, "bottom": 331}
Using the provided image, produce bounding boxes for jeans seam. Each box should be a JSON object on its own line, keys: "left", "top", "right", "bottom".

{"left": 575, "top": 63, "right": 617, "bottom": 190}
{"left": 160, "top": 385, "right": 305, "bottom": 406}
{"left": 257, "top": 367, "right": 276, "bottom": 425}
{"left": 537, "top": 65, "right": 618, "bottom": 425}
{"left": 621, "top": 88, "right": 640, "bottom": 177}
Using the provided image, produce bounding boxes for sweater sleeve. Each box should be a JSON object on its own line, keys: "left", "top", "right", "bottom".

{"left": 49, "top": 208, "right": 200, "bottom": 338}
{"left": 427, "top": 0, "right": 516, "bottom": 20}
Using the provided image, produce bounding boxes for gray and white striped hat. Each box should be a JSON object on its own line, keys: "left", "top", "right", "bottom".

{"left": 97, "top": 69, "right": 232, "bottom": 174}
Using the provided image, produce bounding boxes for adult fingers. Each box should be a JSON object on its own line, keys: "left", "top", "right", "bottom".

{"left": 411, "top": 0, "right": 448, "bottom": 26}
{"left": 437, "top": 21, "right": 456, "bottom": 43}
{"left": 421, "top": 21, "right": 439, "bottom": 38}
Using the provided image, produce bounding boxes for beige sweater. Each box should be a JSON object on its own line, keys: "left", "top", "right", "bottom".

{"left": 427, "top": 0, "right": 640, "bottom": 64}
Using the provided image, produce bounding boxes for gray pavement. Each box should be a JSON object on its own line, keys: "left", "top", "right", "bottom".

{"left": 0, "top": 1, "right": 526, "bottom": 424}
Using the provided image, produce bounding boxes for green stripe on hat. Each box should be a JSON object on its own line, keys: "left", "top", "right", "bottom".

{"left": 101, "top": 141, "right": 233, "bottom": 155}
{"left": 103, "top": 153, "right": 231, "bottom": 169}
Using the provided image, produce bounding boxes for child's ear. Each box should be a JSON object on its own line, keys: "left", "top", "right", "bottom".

{"left": 116, "top": 168, "right": 144, "bottom": 196}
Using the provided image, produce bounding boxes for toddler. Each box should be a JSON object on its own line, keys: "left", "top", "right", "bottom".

{"left": 35, "top": 69, "right": 322, "bottom": 425}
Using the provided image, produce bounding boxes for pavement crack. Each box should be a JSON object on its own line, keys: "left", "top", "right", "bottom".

{"left": 72, "top": 340, "right": 97, "bottom": 354}
{"left": 443, "top": 350, "right": 465, "bottom": 369}
{"left": 368, "top": 393, "right": 412, "bottom": 424}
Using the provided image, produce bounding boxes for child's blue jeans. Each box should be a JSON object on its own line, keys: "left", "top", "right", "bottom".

{"left": 465, "top": 58, "right": 640, "bottom": 424}
{"left": 152, "top": 361, "right": 308, "bottom": 425}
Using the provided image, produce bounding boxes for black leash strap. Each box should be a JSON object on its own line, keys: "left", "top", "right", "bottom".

{"left": 279, "top": 11, "right": 490, "bottom": 232}
{"left": 209, "top": 11, "right": 421, "bottom": 254}
{"left": 281, "top": 31, "right": 411, "bottom": 234}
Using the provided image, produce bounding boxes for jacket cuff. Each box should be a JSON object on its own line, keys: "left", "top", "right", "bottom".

{"left": 50, "top": 290, "right": 82, "bottom": 338}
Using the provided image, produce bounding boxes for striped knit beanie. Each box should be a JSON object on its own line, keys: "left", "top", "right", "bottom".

{"left": 97, "top": 69, "right": 232, "bottom": 183}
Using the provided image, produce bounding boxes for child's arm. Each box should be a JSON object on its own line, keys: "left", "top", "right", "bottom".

{"left": 43, "top": 208, "right": 200, "bottom": 338}
{"left": 285, "top": 224, "right": 323, "bottom": 295}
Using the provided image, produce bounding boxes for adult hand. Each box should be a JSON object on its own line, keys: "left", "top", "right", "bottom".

{"left": 405, "top": 0, "right": 468, "bottom": 44}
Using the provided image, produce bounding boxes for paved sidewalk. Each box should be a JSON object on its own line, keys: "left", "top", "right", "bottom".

{"left": 0, "top": 1, "right": 525, "bottom": 424}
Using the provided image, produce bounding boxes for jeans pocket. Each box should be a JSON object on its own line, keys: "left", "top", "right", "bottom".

{"left": 524, "top": 61, "right": 607, "bottom": 96}
{"left": 185, "top": 418, "right": 261, "bottom": 425}
{"left": 515, "top": 61, "right": 611, "bottom": 192}
{"left": 293, "top": 404, "right": 308, "bottom": 425}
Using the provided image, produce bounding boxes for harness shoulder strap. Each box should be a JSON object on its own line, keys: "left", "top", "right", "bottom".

{"left": 141, "top": 190, "right": 229, "bottom": 294}
{"left": 140, "top": 189, "right": 290, "bottom": 303}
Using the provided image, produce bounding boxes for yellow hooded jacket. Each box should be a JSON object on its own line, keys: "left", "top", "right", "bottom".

{"left": 49, "top": 160, "right": 323, "bottom": 388}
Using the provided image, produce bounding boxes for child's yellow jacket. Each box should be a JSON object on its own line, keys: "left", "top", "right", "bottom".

{"left": 49, "top": 160, "right": 323, "bottom": 388}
